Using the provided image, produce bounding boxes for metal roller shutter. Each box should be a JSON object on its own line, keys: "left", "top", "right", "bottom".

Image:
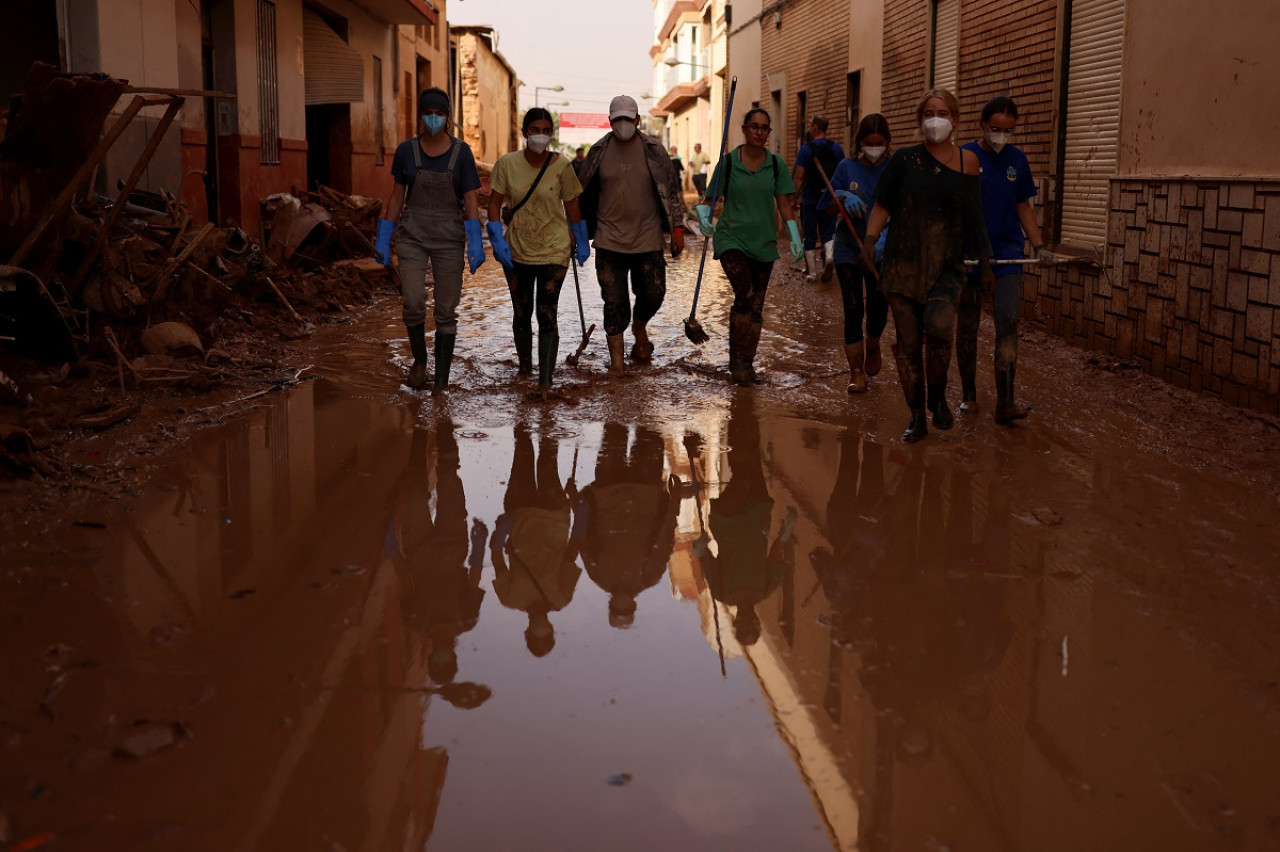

{"left": 303, "top": 9, "right": 364, "bottom": 106}
{"left": 932, "top": 0, "right": 960, "bottom": 94}
{"left": 1060, "top": 0, "right": 1125, "bottom": 249}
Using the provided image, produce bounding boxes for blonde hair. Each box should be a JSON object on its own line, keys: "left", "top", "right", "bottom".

{"left": 915, "top": 88, "right": 961, "bottom": 140}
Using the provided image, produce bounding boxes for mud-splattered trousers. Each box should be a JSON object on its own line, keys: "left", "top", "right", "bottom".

{"left": 957, "top": 272, "right": 1022, "bottom": 399}
{"left": 396, "top": 141, "right": 465, "bottom": 332}
{"left": 801, "top": 203, "right": 837, "bottom": 251}
{"left": 835, "top": 262, "right": 889, "bottom": 344}
{"left": 594, "top": 248, "right": 666, "bottom": 336}
{"left": 887, "top": 269, "right": 963, "bottom": 414}
{"left": 505, "top": 262, "right": 568, "bottom": 368}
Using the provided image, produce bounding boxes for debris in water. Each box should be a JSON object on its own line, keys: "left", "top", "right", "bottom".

{"left": 606, "top": 772, "right": 633, "bottom": 787}
{"left": 1062, "top": 636, "right": 1070, "bottom": 677}
{"left": 229, "top": 588, "right": 256, "bottom": 599}
{"left": 1032, "top": 507, "right": 1064, "bottom": 525}
{"left": 114, "top": 721, "right": 189, "bottom": 759}
{"left": 330, "top": 564, "right": 366, "bottom": 576}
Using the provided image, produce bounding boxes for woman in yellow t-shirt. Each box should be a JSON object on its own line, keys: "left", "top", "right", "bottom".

{"left": 486, "top": 108, "right": 589, "bottom": 396}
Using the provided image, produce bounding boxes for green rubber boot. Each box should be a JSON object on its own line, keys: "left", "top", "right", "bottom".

{"left": 406, "top": 323, "right": 428, "bottom": 390}
{"left": 537, "top": 332, "right": 559, "bottom": 392}
{"left": 432, "top": 333, "right": 456, "bottom": 395}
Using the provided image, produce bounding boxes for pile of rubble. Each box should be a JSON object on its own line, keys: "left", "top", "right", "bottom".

{"left": 0, "top": 64, "right": 392, "bottom": 479}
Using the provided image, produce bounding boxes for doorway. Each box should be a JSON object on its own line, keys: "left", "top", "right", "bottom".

{"left": 305, "top": 103, "right": 352, "bottom": 193}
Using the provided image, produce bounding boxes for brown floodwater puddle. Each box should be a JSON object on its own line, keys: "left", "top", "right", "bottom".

{"left": 3, "top": 254, "right": 1280, "bottom": 850}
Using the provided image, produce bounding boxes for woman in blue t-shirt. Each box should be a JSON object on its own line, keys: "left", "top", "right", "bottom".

{"left": 819, "top": 113, "right": 893, "bottom": 394}
{"left": 958, "top": 96, "right": 1051, "bottom": 424}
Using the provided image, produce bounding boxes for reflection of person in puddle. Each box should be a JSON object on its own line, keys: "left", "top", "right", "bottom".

{"left": 702, "top": 395, "right": 796, "bottom": 646}
{"left": 392, "top": 420, "right": 487, "bottom": 686}
{"left": 812, "top": 436, "right": 1016, "bottom": 849}
{"left": 490, "top": 422, "right": 581, "bottom": 657}
{"left": 573, "top": 422, "right": 679, "bottom": 628}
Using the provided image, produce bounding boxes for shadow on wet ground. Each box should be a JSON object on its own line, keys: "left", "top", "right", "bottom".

{"left": 3, "top": 244, "right": 1280, "bottom": 850}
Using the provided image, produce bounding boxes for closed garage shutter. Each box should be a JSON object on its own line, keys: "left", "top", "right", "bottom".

{"left": 303, "top": 9, "right": 364, "bottom": 105}
{"left": 1060, "top": 0, "right": 1125, "bottom": 249}
{"left": 931, "top": 0, "right": 960, "bottom": 94}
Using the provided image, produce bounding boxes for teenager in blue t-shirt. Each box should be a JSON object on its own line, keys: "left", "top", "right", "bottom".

{"left": 818, "top": 113, "right": 893, "bottom": 394}
{"left": 958, "top": 96, "right": 1050, "bottom": 424}
{"left": 793, "top": 116, "right": 845, "bottom": 282}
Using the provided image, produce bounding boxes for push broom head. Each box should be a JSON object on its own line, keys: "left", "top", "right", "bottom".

{"left": 684, "top": 317, "right": 710, "bottom": 345}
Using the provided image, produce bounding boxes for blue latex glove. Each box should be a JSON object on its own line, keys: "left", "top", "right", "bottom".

{"left": 785, "top": 220, "right": 803, "bottom": 264}
{"left": 374, "top": 218, "right": 395, "bottom": 266}
{"left": 875, "top": 229, "right": 887, "bottom": 263}
{"left": 464, "top": 219, "right": 485, "bottom": 273}
{"left": 695, "top": 204, "right": 714, "bottom": 237}
{"left": 835, "top": 190, "right": 867, "bottom": 218}
{"left": 571, "top": 220, "right": 590, "bottom": 266}
{"left": 486, "top": 221, "right": 513, "bottom": 270}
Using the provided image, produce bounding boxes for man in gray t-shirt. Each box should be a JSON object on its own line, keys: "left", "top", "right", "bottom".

{"left": 576, "top": 95, "right": 685, "bottom": 371}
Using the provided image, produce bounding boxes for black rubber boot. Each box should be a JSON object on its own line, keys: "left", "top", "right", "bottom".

{"left": 925, "top": 341, "right": 953, "bottom": 430}
{"left": 728, "top": 312, "right": 752, "bottom": 385}
{"left": 903, "top": 410, "right": 929, "bottom": 443}
{"left": 994, "top": 365, "right": 1031, "bottom": 425}
{"left": 743, "top": 319, "right": 764, "bottom": 383}
{"left": 432, "top": 333, "right": 456, "bottom": 395}
{"left": 406, "top": 323, "right": 428, "bottom": 390}
{"left": 537, "top": 332, "right": 559, "bottom": 392}
{"left": 514, "top": 326, "right": 534, "bottom": 377}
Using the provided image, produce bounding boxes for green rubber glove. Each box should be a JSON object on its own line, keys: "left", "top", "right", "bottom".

{"left": 786, "top": 220, "right": 803, "bottom": 264}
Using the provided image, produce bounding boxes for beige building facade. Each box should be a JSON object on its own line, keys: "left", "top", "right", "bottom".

{"left": 449, "top": 26, "right": 518, "bottom": 167}
{"left": 651, "top": 0, "right": 729, "bottom": 188}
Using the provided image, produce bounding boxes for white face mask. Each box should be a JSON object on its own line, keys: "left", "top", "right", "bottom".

{"left": 611, "top": 120, "right": 637, "bottom": 142}
{"left": 986, "top": 131, "right": 1011, "bottom": 152}
{"left": 922, "top": 116, "right": 953, "bottom": 143}
{"left": 527, "top": 134, "right": 551, "bottom": 154}
{"left": 862, "top": 145, "right": 886, "bottom": 162}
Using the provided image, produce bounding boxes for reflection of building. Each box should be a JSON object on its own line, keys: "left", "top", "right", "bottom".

{"left": 448, "top": 25, "right": 519, "bottom": 167}
{"left": 99, "top": 386, "right": 466, "bottom": 844}
{"left": 650, "top": 0, "right": 729, "bottom": 165}
{"left": 730, "top": 412, "right": 1280, "bottom": 851}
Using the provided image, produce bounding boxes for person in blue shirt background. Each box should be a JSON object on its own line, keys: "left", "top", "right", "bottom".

{"left": 793, "top": 116, "right": 845, "bottom": 282}
{"left": 958, "top": 96, "right": 1052, "bottom": 424}
{"left": 819, "top": 113, "right": 893, "bottom": 394}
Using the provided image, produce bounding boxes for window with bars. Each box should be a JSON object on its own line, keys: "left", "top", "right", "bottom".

{"left": 374, "top": 56, "right": 385, "bottom": 166}
{"left": 257, "top": 0, "right": 280, "bottom": 165}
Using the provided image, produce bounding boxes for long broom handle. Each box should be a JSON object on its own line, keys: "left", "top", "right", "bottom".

{"left": 812, "top": 158, "right": 879, "bottom": 282}
{"left": 567, "top": 215, "right": 588, "bottom": 336}
{"left": 688, "top": 76, "right": 738, "bottom": 320}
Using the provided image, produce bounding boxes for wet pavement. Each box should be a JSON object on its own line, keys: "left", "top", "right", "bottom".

{"left": 4, "top": 242, "right": 1280, "bottom": 850}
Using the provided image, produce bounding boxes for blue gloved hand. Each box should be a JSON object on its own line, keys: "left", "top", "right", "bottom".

{"left": 695, "top": 204, "right": 714, "bottom": 237}
{"left": 486, "top": 221, "right": 513, "bottom": 270}
{"left": 836, "top": 190, "right": 868, "bottom": 218}
{"left": 875, "top": 229, "right": 887, "bottom": 263}
{"left": 374, "top": 218, "right": 395, "bottom": 266}
{"left": 786, "top": 220, "right": 804, "bottom": 264}
{"left": 571, "top": 220, "right": 590, "bottom": 266}
{"left": 464, "top": 219, "right": 485, "bottom": 273}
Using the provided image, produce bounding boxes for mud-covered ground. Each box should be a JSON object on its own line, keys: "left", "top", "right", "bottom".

{"left": 2, "top": 237, "right": 1280, "bottom": 850}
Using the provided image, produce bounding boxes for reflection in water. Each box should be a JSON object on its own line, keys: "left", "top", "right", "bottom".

{"left": 392, "top": 418, "right": 488, "bottom": 687}
{"left": 573, "top": 422, "right": 679, "bottom": 629}
{"left": 490, "top": 421, "right": 580, "bottom": 657}
{"left": 810, "top": 427, "right": 1016, "bottom": 850}
{"left": 701, "top": 394, "right": 796, "bottom": 649}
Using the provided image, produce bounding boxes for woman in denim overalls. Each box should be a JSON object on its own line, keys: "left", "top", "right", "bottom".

{"left": 376, "top": 88, "right": 486, "bottom": 392}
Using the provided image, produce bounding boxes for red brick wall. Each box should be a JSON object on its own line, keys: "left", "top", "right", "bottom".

{"left": 759, "top": 0, "right": 851, "bottom": 163}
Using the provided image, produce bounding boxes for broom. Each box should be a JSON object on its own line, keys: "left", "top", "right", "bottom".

{"left": 684, "top": 76, "right": 738, "bottom": 345}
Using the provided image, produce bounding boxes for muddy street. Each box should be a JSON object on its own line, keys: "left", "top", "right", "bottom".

{"left": 3, "top": 245, "right": 1280, "bottom": 851}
